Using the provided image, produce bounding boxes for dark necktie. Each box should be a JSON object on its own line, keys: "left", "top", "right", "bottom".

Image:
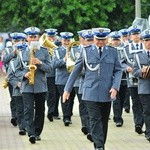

{"left": 136, "top": 44, "right": 139, "bottom": 50}
{"left": 99, "top": 47, "right": 102, "bottom": 58}
{"left": 147, "top": 51, "right": 150, "bottom": 58}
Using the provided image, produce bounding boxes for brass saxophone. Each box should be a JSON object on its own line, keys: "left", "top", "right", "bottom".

{"left": 29, "top": 47, "right": 37, "bottom": 85}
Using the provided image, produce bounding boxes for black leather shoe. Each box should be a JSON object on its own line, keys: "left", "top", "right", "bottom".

{"left": 69, "top": 120, "right": 72, "bottom": 124}
{"left": 95, "top": 148, "right": 104, "bottom": 150}
{"left": 19, "top": 129, "right": 26, "bottom": 135}
{"left": 35, "top": 135, "right": 41, "bottom": 141}
{"left": 135, "top": 125, "right": 143, "bottom": 134}
{"left": 11, "top": 118, "right": 17, "bottom": 126}
{"left": 125, "top": 108, "right": 130, "bottom": 113}
{"left": 29, "top": 135, "right": 36, "bottom": 144}
{"left": 64, "top": 119, "right": 70, "bottom": 126}
{"left": 47, "top": 113, "right": 53, "bottom": 122}
{"left": 81, "top": 126, "right": 88, "bottom": 135}
{"left": 87, "top": 133, "right": 93, "bottom": 142}
{"left": 145, "top": 134, "right": 150, "bottom": 142}
{"left": 116, "top": 122, "right": 123, "bottom": 127}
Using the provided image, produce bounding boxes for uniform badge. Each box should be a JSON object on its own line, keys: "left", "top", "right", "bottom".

{"left": 31, "top": 27, "right": 35, "bottom": 31}
{"left": 145, "top": 30, "right": 149, "bottom": 35}
{"left": 133, "top": 25, "right": 137, "bottom": 29}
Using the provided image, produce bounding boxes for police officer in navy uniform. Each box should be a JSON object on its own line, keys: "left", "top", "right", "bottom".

{"left": 15, "top": 27, "right": 53, "bottom": 144}
{"left": 3, "top": 32, "right": 26, "bottom": 126}
{"left": 63, "top": 28, "right": 122, "bottom": 150}
{"left": 54, "top": 32, "right": 76, "bottom": 126}
{"left": 122, "top": 25, "right": 144, "bottom": 134}
{"left": 7, "top": 36, "right": 27, "bottom": 135}
{"left": 133, "top": 29, "right": 150, "bottom": 142}
{"left": 44, "top": 28, "right": 61, "bottom": 121}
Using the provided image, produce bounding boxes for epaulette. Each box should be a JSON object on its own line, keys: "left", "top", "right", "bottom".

{"left": 84, "top": 44, "right": 92, "bottom": 49}
{"left": 41, "top": 46, "right": 48, "bottom": 50}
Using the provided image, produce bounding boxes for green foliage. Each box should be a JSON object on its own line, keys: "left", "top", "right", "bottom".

{"left": 0, "top": 0, "right": 149, "bottom": 35}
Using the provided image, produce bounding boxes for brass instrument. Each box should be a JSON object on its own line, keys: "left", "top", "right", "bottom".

{"left": 29, "top": 44, "right": 37, "bottom": 85}
{"left": 66, "top": 41, "right": 80, "bottom": 73}
{"left": 2, "top": 77, "right": 8, "bottom": 88}
{"left": 39, "top": 33, "right": 57, "bottom": 56}
{"left": 143, "top": 66, "right": 150, "bottom": 79}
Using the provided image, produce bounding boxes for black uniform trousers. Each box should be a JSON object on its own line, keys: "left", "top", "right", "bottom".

{"left": 85, "top": 100, "right": 111, "bottom": 149}
{"left": 57, "top": 85, "right": 75, "bottom": 121}
{"left": 22, "top": 92, "right": 46, "bottom": 137}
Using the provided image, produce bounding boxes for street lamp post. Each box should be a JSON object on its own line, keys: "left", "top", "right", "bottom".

{"left": 135, "top": 0, "right": 141, "bottom": 18}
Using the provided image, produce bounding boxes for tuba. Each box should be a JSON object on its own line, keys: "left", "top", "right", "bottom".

{"left": 28, "top": 42, "right": 39, "bottom": 85}
{"left": 66, "top": 41, "right": 80, "bottom": 73}
{"left": 39, "top": 33, "right": 57, "bottom": 56}
{"left": 142, "top": 66, "right": 150, "bottom": 79}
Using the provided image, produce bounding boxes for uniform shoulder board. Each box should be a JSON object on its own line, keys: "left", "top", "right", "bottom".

{"left": 107, "top": 45, "right": 113, "bottom": 48}
{"left": 41, "top": 46, "right": 48, "bottom": 50}
{"left": 84, "top": 44, "right": 92, "bottom": 49}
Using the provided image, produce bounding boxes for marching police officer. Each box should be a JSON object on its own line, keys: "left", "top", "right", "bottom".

{"left": 44, "top": 28, "right": 61, "bottom": 121}
{"left": 3, "top": 32, "right": 26, "bottom": 126}
{"left": 63, "top": 28, "right": 122, "bottom": 150}
{"left": 54, "top": 32, "right": 76, "bottom": 126}
{"left": 122, "top": 25, "right": 144, "bottom": 134}
{"left": 109, "top": 31, "right": 127, "bottom": 127}
{"left": 7, "top": 34, "right": 27, "bottom": 135}
{"left": 15, "top": 27, "right": 53, "bottom": 144}
{"left": 133, "top": 28, "right": 150, "bottom": 142}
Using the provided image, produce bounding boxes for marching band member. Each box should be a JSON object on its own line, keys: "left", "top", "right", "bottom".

{"left": 44, "top": 28, "right": 61, "bottom": 121}
{"left": 63, "top": 28, "right": 122, "bottom": 150}
{"left": 133, "top": 28, "right": 150, "bottom": 142}
{"left": 3, "top": 32, "right": 26, "bottom": 126}
{"left": 71, "top": 29, "right": 94, "bottom": 142}
{"left": 109, "top": 31, "right": 127, "bottom": 127}
{"left": 15, "top": 27, "right": 53, "bottom": 144}
{"left": 7, "top": 35, "right": 27, "bottom": 135}
{"left": 119, "top": 29, "right": 131, "bottom": 113}
{"left": 122, "top": 25, "right": 144, "bottom": 134}
{"left": 54, "top": 32, "right": 76, "bottom": 126}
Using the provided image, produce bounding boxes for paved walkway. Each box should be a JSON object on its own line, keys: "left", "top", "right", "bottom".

{"left": 0, "top": 76, "right": 150, "bottom": 150}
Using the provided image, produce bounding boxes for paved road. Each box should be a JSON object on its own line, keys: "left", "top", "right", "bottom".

{"left": 0, "top": 76, "right": 149, "bottom": 150}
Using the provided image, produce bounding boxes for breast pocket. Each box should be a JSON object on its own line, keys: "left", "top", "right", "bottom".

{"left": 106, "top": 59, "right": 114, "bottom": 64}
